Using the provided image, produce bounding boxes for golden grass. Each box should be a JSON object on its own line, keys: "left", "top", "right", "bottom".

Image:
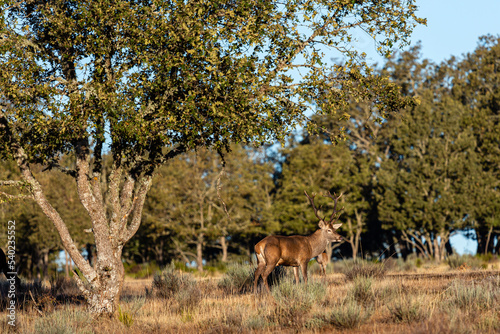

{"left": 2, "top": 266, "right": 500, "bottom": 333}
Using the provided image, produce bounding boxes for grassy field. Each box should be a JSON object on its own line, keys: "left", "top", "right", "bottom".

{"left": 1, "top": 257, "right": 500, "bottom": 333}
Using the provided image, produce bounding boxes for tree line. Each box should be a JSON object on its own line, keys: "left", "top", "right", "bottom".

{"left": 2, "top": 36, "right": 499, "bottom": 276}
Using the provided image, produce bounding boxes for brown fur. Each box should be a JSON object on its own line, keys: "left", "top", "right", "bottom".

{"left": 253, "top": 221, "right": 342, "bottom": 292}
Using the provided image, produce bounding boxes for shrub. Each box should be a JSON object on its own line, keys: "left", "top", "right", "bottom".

{"left": 270, "top": 278, "right": 327, "bottom": 326}
{"left": 446, "top": 254, "right": 483, "bottom": 270}
{"left": 387, "top": 295, "right": 427, "bottom": 323}
{"left": 323, "top": 297, "right": 372, "bottom": 329}
{"left": 33, "top": 308, "right": 93, "bottom": 334}
{"left": 174, "top": 287, "right": 202, "bottom": 312}
{"left": 340, "top": 260, "right": 387, "bottom": 280}
{"left": 446, "top": 279, "right": 498, "bottom": 312}
{"left": 152, "top": 264, "right": 196, "bottom": 299}
{"left": 218, "top": 263, "right": 254, "bottom": 294}
{"left": 351, "top": 277, "right": 375, "bottom": 305}
{"left": 245, "top": 315, "right": 273, "bottom": 330}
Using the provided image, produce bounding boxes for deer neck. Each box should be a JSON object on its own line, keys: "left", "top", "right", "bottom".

{"left": 307, "top": 229, "right": 328, "bottom": 258}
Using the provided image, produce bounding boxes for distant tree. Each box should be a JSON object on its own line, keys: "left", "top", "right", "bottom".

{"left": 0, "top": 0, "right": 423, "bottom": 315}
{"left": 450, "top": 35, "right": 500, "bottom": 254}
{"left": 375, "top": 49, "right": 476, "bottom": 261}
{"left": 140, "top": 146, "right": 274, "bottom": 270}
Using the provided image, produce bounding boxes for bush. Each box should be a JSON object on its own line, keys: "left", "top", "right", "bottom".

{"left": 323, "top": 297, "right": 372, "bottom": 329}
{"left": 446, "top": 254, "right": 483, "bottom": 270}
{"left": 383, "top": 258, "right": 417, "bottom": 272}
{"left": 387, "top": 295, "right": 427, "bottom": 323}
{"left": 269, "top": 278, "right": 327, "bottom": 326}
{"left": 351, "top": 277, "right": 375, "bottom": 305}
{"left": 218, "top": 263, "right": 254, "bottom": 294}
{"left": 446, "top": 279, "right": 498, "bottom": 312}
{"left": 33, "top": 307, "right": 93, "bottom": 334}
{"left": 151, "top": 264, "right": 202, "bottom": 311}
{"left": 340, "top": 260, "right": 387, "bottom": 280}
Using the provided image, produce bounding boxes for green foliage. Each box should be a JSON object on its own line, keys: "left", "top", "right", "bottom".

{"left": 0, "top": 0, "right": 422, "bottom": 165}
{"left": 124, "top": 261, "right": 160, "bottom": 279}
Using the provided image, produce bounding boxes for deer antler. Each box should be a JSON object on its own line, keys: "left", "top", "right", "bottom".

{"left": 304, "top": 190, "right": 323, "bottom": 220}
{"left": 323, "top": 191, "right": 344, "bottom": 223}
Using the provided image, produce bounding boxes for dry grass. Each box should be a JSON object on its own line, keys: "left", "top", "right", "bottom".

{"left": 2, "top": 262, "right": 500, "bottom": 333}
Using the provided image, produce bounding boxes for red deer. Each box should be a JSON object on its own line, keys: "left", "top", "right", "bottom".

{"left": 254, "top": 190, "right": 343, "bottom": 292}
{"left": 316, "top": 252, "right": 328, "bottom": 276}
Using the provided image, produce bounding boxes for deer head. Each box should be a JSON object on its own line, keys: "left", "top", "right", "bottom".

{"left": 304, "top": 190, "right": 343, "bottom": 242}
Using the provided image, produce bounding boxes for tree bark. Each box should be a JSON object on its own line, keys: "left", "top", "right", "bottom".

{"left": 65, "top": 249, "right": 70, "bottom": 277}
{"left": 196, "top": 235, "right": 204, "bottom": 272}
{"left": 220, "top": 236, "right": 228, "bottom": 262}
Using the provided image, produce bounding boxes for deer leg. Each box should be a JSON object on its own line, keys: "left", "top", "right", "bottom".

{"left": 293, "top": 267, "right": 300, "bottom": 284}
{"left": 261, "top": 262, "right": 279, "bottom": 293}
{"left": 254, "top": 254, "right": 266, "bottom": 292}
{"left": 300, "top": 262, "right": 308, "bottom": 284}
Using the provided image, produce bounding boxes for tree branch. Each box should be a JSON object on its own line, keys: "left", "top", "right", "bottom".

{"left": 12, "top": 144, "right": 97, "bottom": 282}
{"left": 41, "top": 163, "right": 77, "bottom": 177}
{"left": 0, "top": 191, "right": 33, "bottom": 202}
{"left": 120, "top": 174, "right": 153, "bottom": 243}
{"left": 0, "top": 180, "right": 25, "bottom": 187}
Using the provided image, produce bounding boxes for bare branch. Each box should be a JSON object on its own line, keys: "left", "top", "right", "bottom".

{"left": 216, "top": 166, "right": 231, "bottom": 221}
{"left": 41, "top": 162, "right": 77, "bottom": 177}
{"left": 0, "top": 180, "right": 25, "bottom": 187}
{"left": 0, "top": 191, "right": 33, "bottom": 201}
{"left": 121, "top": 174, "right": 153, "bottom": 243}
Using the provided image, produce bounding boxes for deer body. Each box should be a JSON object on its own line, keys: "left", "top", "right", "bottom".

{"left": 254, "top": 191, "right": 343, "bottom": 292}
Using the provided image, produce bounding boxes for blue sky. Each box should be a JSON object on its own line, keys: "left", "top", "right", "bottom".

{"left": 362, "top": 0, "right": 500, "bottom": 66}
{"left": 376, "top": 0, "right": 500, "bottom": 254}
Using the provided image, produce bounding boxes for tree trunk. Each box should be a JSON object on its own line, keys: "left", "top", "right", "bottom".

{"left": 484, "top": 224, "right": 494, "bottom": 255}
{"left": 81, "top": 252, "right": 125, "bottom": 315}
{"left": 220, "top": 236, "right": 228, "bottom": 262}
{"left": 475, "top": 224, "right": 494, "bottom": 254}
{"left": 65, "top": 249, "right": 70, "bottom": 277}
{"left": 196, "top": 238, "right": 204, "bottom": 272}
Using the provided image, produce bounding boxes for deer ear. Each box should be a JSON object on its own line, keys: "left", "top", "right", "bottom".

{"left": 318, "top": 220, "right": 326, "bottom": 228}
{"left": 331, "top": 223, "right": 342, "bottom": 230}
